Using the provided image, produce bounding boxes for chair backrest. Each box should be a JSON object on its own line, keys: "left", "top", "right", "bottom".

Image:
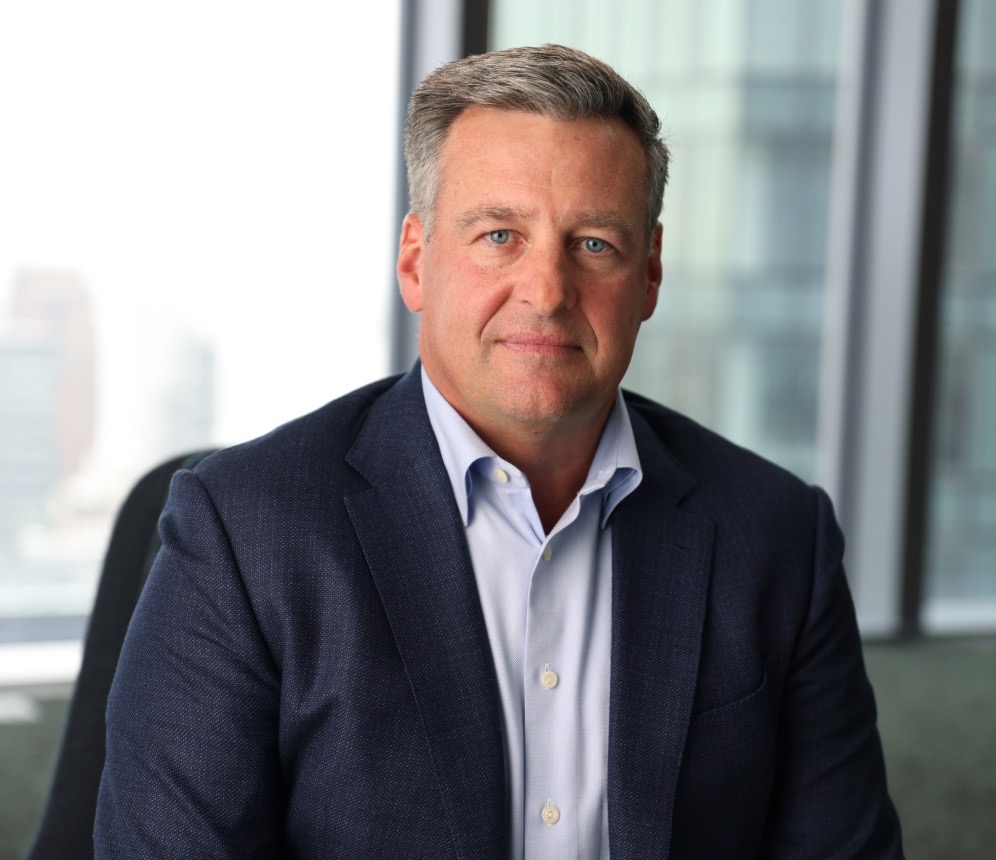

{"left": 24, "top": 449, "right": 217, "bottom": 860}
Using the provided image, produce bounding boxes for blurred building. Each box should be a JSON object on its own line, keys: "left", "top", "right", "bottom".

{"left": 0, "top": 327, "right": 61, "bottom": 540}
{"left": 924, "top": 0, "right": 996, "bottom": 606}
{"left": 0, "top": 269, "right": 96, "bottom": 542}
{"left": 0, "top": 280, "right": 215, "bottom": 620}
{"left": 134, "top": 316, "right": 216, "bottom": 465}
{"left": 11, "top": 269, "right": 96, "bottom": 479}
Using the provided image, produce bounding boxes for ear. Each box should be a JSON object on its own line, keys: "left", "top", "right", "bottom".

{"left": 397, "top": 213, "right": 427, "bottom": 313}
{"left": 641, "top": 222, "right": 663, "bottom": 321}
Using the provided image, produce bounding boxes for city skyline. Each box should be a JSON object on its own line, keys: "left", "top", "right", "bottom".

{"left": 0, "top": 268, "right": 217, "bottom": 621}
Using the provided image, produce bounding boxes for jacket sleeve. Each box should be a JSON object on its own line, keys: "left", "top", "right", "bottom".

{"left": 761, "top": 488, "right": 904, "bottom": 858}
{"left": 94, "top": 469, "right": 283, "bottom": 859}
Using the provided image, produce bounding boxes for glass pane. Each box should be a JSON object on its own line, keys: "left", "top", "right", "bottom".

{"left": 0, "top": 2, "right": 401, "bottom": 651}
{"left": 923, "top": 0, "right": 996, "bottom": 627}
{"left": 490, "top": 0, "right": 850, "bottom": 481}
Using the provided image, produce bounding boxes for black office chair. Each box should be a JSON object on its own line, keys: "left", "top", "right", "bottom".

{"left": 25, "top": 449, "right": 217, "bottom": 860}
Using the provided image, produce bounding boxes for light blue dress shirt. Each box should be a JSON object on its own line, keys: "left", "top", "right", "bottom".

{"left": 421, "top": 369, "right": 643, "bottom": 860}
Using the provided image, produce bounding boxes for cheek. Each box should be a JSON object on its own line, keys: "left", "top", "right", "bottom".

{"left": 585, "top": 291, "right": 644, "bottom": 346}
{"left": 424, "top": 268, "right": 508, "bottom": 348}
{"left": 459, "top": 270, "right": 515, "bottom": 334}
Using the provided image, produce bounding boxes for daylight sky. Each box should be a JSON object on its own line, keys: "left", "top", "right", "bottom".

{"left": 0, "top": 1, "right": 401, "bottom": 462}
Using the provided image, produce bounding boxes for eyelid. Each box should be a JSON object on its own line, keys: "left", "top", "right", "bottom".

{"left": 573, "top": 235, "right": 615, "bottom": 251}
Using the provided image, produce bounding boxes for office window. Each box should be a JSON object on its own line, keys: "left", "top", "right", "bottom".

{"left": 491, "top": 0, "right": 850, "bottom": 480}
{"left": 923, "top": 0, "right": 996, "bottom": 628}
{"left": 0, "top": 2, "right": 401, "bottom": 647}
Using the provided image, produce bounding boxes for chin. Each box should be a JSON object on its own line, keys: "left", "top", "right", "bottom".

{"left": 495, "top": 385, "right": 596, "bottom": 428}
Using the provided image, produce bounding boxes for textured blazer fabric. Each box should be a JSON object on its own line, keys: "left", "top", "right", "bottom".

{"left": 95, "top": 364, "right": 903, "bottom": 859}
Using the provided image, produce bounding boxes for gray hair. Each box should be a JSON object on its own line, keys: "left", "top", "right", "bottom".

{"left": 404, "top": 44, "right": 670, "bottom": 240}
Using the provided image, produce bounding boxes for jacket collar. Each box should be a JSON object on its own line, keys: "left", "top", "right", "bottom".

{"left": 344, "top": 364, "right": 508, "bottom": 860}
{"left": 607, "top": 403, "right": 714, "bottom": 860}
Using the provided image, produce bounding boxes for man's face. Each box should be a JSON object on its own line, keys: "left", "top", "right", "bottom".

{"left": 398, "top": 107, "right": 662, "bottom": 445}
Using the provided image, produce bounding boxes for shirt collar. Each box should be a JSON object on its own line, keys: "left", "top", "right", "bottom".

{"left": 421, "top": 367, "right": 642, "bottom": 529}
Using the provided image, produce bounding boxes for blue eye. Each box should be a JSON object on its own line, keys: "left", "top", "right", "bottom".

{"left": 583, "top": 237, "right": 608, "bottom": 253}
{"left": 487, "top": 230, "right": 511, "bottom": 245}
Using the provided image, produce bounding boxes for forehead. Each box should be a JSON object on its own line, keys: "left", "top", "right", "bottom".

{"left": 436, "top": 107, "right": 648, "bottom": 214}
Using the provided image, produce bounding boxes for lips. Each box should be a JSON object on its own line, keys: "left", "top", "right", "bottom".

{"left": 498, "top": 332, "right": 582, "bottom": 354}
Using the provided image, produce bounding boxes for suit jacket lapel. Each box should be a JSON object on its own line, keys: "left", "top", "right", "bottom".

{"left": 344, "top": 368, "right": 506, "bottom": 860}
{"left": 608, "top": 405, "right": 715, "bottom": 860}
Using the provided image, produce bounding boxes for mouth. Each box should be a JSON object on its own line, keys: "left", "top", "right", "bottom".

{"left": 498, "top": 332, "right": 582, "bottom": 356}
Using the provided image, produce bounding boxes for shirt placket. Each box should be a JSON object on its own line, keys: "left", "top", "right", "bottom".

{"left": 522, "top": 491, "right": 601, "bottom": 860}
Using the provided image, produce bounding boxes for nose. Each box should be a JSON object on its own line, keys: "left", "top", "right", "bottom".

{"left": 516, "top": 246, "right": 576, "bottom": 317}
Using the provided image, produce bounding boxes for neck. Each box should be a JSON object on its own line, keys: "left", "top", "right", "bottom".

{"left": 472, "top": 409, "right": 612, "bottom": 534}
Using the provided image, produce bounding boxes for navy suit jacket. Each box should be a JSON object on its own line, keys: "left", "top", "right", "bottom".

{"left": 95, "top": 365, "right": 903, "bottom": 858}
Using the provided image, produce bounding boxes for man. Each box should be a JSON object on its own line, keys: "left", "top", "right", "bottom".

{"left": 96, "top": 45, "right": 903, "bottom": 858}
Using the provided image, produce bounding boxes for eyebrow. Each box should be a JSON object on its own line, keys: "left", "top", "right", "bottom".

{"left": 454, "top": 206, "right": 532, "bottom": 231}
{"left": 575, "top": 211, "right": 639, "bottom": 243}
{"left": 454, "top": 206, "right": 639, "bottom": 243}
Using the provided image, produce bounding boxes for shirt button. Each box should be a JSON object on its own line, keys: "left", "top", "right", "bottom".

{"left": 541, "top": 669, "right": 559, "bottom": 689}
{"left": 542, "top": 545, "right": 552, "bottom": 561}
{"left": 494, "top": 468, "right": 509, "bottom": 483}
{"left": 541, "top": 802, "right": 561, "bottom": 825}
